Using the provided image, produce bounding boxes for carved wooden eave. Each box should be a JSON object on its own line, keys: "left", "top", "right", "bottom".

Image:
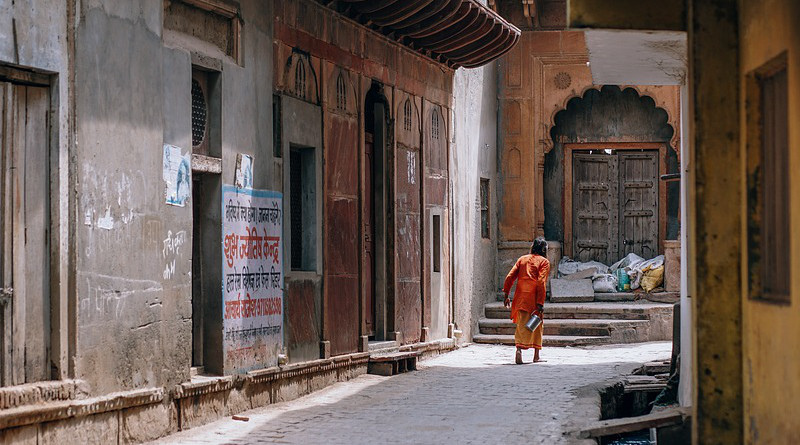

{"left": 522, "top": 0, "right": 537, "bottom": 28}
{"left": 324, "top": 0, "right": 521, "bottom": 68}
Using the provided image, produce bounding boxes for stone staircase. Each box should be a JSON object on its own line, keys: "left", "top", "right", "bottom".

{"left": 473, "top": 294, "right": 675, "bottom": 347}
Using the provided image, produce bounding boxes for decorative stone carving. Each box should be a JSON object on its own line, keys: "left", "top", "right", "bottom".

{"left": 554, "top": 72, "right": 571, "bottom": 90}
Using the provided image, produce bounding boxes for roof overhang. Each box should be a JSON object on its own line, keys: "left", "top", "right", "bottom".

{"left": 327, "top": 0, "right": 521, "bottom": 69}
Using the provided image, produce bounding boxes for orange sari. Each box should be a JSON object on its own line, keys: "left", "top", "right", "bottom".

{"left": 503, "top": 254, "right": 550, "bottom": 350}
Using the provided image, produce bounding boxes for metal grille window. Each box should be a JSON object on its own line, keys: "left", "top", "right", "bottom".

{"left": 336, "top": 73, "right": 346, "bottom": 110}
{"left": 480, "top": 178, "right": 490, "bottom": 239}
{"left": 294, "top": 61, "right": 307, "bottom": 100}
{"left": 403, "top": 100, "right": 412, "bottom": 132}
{"left": 191, "top": 78, "right": 207, "bottom": 147}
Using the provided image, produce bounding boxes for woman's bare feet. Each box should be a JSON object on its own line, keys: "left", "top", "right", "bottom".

{"left": 532, "top": 350, "right": 541, "bottom": 363}
{"left": 515, "top": 348, "right": 523, "bottom": 364}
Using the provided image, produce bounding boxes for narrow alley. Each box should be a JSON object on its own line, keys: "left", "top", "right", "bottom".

{"left": 0, "top": 0, "right": 798, "bottom": 443}
{"left": 150, "top": 343, "right": 672, "bottom": 445}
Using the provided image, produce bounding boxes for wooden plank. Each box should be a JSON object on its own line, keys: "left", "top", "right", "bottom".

{"left": 574, "top": 406, "right": 691, "bottom": 439}
{"left": 623, "top": 383, "right": 667, "bottom": 393}
{"left": 0, "top": 82, "right": 11, "bottom": 386}
{"left": 10, "top": 85, "right": 26, "bottom": 385}
{"left": 22, "top": 85, "right": 50, "bottom": 382}
{"left": 0, "top": 67, "right": 50, "bottom": 87}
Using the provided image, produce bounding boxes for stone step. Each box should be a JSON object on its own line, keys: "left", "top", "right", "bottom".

{"left": 594, "top": 292, "right": 680, "bottom": 303}
{"left": 484, "top": 301, "right": 660, "bottom": 321}
{"left": 472, "top": 333, "right": 612, "bottom": 347}
{"left": 478, "top": 318, "right": 649, "bottom": 337}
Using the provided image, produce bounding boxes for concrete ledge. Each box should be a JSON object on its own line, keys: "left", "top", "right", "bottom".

{"left": 0, "top": 387, "right": 164, "bottom": 430}
{"left": 0, "top": 380, "right": 89, "bottom": 410}
{"left": 0, "top": 343, "right": 457, "bottom": 443}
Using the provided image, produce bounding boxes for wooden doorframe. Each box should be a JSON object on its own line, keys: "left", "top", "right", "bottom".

{"left": 564, "top": 142, "right": 668, "bottom": 259}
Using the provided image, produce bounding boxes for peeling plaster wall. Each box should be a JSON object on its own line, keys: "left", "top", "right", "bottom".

{"left": 74, "top": 0, "right": 274, "bottom": 394}
{"left": 451, "top": 64, "right": 498, "bottom": 341}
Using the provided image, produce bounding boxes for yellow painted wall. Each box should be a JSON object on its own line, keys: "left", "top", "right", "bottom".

{"left": 740, "top": 1, "right": 800, "bottom": 443}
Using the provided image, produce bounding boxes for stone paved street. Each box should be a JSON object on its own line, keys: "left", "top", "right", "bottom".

{"left": 151, "top": 342, "right": 671, "bottom": 445}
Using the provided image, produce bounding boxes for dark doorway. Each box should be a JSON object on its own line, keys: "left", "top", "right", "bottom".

{"left": 364, "top": 83, "right": 390, "bottom": 340}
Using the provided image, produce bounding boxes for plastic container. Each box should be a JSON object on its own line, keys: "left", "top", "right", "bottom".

{"left": 616, "top": 268, "right": 631, "bottom": 291}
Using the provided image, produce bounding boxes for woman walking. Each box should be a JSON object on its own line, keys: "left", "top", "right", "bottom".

{"left": 503, "top": 237, "right": 550, "bottom": 364}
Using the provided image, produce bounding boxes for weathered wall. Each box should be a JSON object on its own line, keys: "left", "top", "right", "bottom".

{"left": 274, "top": 0, "right": 454, "bottom": 351}
{"left": 0, "top": 0, "right": 72, "bottom": 382}
{"left": 451, "top": 64, "right": 498, "bottom": 341}
{"left": 74, "top": 0, "right": 275, "bottom": 394}
{"left": 280, "top": 95, "right": 323, "bottom": 363}
{"left": 740, "top": 1, "right": 800, "bottom": 442}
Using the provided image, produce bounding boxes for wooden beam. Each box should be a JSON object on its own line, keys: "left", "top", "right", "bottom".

{"left": 573, "top": 406, "right": 691, "bottom": 439}
{"left": 567, "top": 0, "right": 686, "bottom": 31}
{"left": 689, "top": 0, "right": 743, "bottom": 443}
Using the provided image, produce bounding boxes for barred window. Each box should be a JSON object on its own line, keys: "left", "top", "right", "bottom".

{"left": 191, "top": 78, "right": 207, "bottom": 147}
{"left": 480, "top": 178, "right": 490, "bottom": 239}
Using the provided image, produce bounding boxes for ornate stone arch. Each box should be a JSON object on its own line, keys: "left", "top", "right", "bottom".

{"left": 283, "top": 52, "right": 319, "bottom": 104}
{"left": 546, "top": 85, "right": 680, "bottom": 158}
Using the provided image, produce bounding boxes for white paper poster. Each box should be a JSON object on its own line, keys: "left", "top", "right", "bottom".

{"left": 163, "top": 144, "right": 191, "bottom": 206}
{"left": 234, "top": 153, "right": 254, "bottom": 190}
{"left": 222, "top": 185, "right": 283, "bottom": 372}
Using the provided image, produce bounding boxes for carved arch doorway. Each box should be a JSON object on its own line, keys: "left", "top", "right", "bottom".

{"left": 544, "top": 86, "right": 679, "bottom": 264}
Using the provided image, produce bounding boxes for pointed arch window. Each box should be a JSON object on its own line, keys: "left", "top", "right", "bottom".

{"left": 431, "top": 110, "right": 440, "bottom": 140}
{"left": 336, "top": 73, "right": 347, "bottom": 110}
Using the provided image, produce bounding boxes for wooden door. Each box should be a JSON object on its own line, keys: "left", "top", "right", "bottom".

{"left": 364, "top": 133, "right": 375, "bottom": 337}
{"left": 619, "top": 152, "right": 659, "bottom": 259}
{"left": 572, "top": 153, "right": 618, "bottom": 264}
{"left": 0, "top": 82, "right": 50, "bottom": 385}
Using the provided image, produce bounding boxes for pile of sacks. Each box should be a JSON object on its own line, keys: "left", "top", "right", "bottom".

{"left": 558, "top": 253, "right": 666, "bottom": 293}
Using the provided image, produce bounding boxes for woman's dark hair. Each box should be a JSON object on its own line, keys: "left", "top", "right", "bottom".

{"left": 530, "top": 237, "right": 548, "bottom": 256}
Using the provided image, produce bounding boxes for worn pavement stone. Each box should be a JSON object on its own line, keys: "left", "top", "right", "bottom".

{"left": 150, "top": 343, "right": 671, "bottom": 445}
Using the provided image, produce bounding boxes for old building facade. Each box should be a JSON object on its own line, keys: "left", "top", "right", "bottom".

{"left": 491, "top": 1, "right": 682, "bottom": 282}
{"left": 0, "top": 0, "right": 517, "bottom": 442}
